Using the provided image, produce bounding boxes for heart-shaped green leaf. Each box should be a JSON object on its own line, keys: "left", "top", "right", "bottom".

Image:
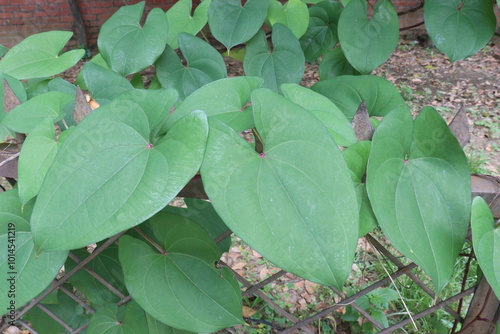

{"left": 82, "top": 62, "right": 133, "bottom": 105}
{"left": 299, "top": 1, "right": 342, "bottom": 61}
{"left": 281, "top": 83, "right": 356, "bottom": 147}
{"left": 30, "top": 93, "right": 208, "bottom": 252}
{"left": 162, "top": 76, "right": 262, "bottom": 133}
{"left": 244, "top": 24, "right": 304, "bottom": 93}
{"left": 166, "top": 0, "right": 211, "bottom": 49}
{"left": 366, "top": 107, "right": 471, "bottom": 294}
{"left": 156, "top": 33, "right": 226, "bottom": 101}
{"left": 342, "top": 141, "right": 377, "bottom": 237}
{"left": 87, "top": 301, "right": 147, "bottom": 334}
{"left": 0, "top": 31, "right": 84, "bottom": 80}
{"left": 471, "top": 197, "right": 500, "bottom": 299}
{"left": 319, "top": 47, "right": 360, "bottom": 80}
{"left": 312, "top": 75, "right": 409, "bottom": 120}
{"left": 98, "top": 2, "right": 168, "bottom": 76}
{"left": 162, "top": 198, "right": 231, "bottom": 254}
{"left": 424, "top": 0, "right": 496, "bottom": 62}
{"left": 0, "top": 190, "right": 68, "bottom": 310}
{"left": 1, "top": 91, "right": 74, "bottom": 134}
{"left": 18, "top": 119, "right": 61, "bottom": 205}
{"left": 268, "top": 0, "right": 309, "bottom": 38}
{"left": 119, "top": 212, "right": 243, "bottom": 332}
{"left": 201, "top": 88, "right": 359, "bottom": 288}
{"left": 208, "top": 0, "right": 270, "bottom": 50}
{"left": 338, "top": 0, "right": 399, "bottom": 74}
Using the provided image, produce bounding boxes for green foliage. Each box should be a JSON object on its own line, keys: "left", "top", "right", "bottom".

{"left": 0, "top": 31, "right": 84, "bottom": 80}
{"left": 0, "top": 0, "right": 497, "bottom": 332}
{"left": 367, "top": 107, "right": 471, "bottom": 294}
{"left": 119, "top": 213, "right": 243, "bottom": 332}
{"left": 166, "top": 0, "right": 211, "bottom": 49}
{"left": 338, "top": 0, "right": 399, "bottom": 74}
{"left": 156, "top": 33, "right": 227, "bottom": 101}
{"left": 267, "top": 0, "right": 309, "bottom": 38}
{"left": 97, "top": 1, "right": 168, "bottom": 76}
{"left": 244, "top": 24, "right": 304, "bottom": 93}
{"left": 471, "top": 197, "right": 500, "bottom": 298}
{"left": 201, "top": 89, "right": 359, "bottom": 288}
{"left": 424, "top": 0, "right": 497, "bottom": 62}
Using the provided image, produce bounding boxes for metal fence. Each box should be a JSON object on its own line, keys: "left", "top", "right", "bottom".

{"left": 1, "top": 174, "right": 499, "bottom": 334}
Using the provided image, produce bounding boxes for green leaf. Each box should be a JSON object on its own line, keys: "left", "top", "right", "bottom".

{"left": 312, "top": 75, "right": 409, "bottom": 120}
{"left": 87, "top": 301, "right": 147, "bottom": 334}
{"left": 244, "top": 24, "right": 304, "bottom": 93}
{"left": 0, "top": 73, "right": 27, "bottom": 141}
{"left": 118, "top": 88, "right": 179, "bottom": 135}
{"left": 18, "top": 119, "right": 60, "bottom": 205}
{"left": 0, "top": 190, "right": 68, "bottom": 310}
{"left": 162, "top": 198, "right": 231, "bottom": 254}
{"left": 119, "top": 212, "right": 243, "bottom": 332}
{"left": 166, "top": 0, "right": 211, "bottom": 49}
{"left": 338, "top": 0, "right": 399, "bottom": 74}
{"left": 299, "top": 1, "right": 342, "bottom": 61}
{"left": 0, "top": 45, "right": 7, "bottom": 58}
{"left": 75, "top": 53, "right": 109, "bottom": 90}
{"left": 24, "top": 289, "right": 91, "bottom": 334}
{"left": 146, "top": 313, "right": 194, "bottom": 334}
{"left": 30, "top": 97, "right": 208, "bottom": 252}
{"left": 319, "top": 47, "right": 360, "bottom": 80}
{"left": 366, "top": 107, "right": 471, "bottom": 294}
{"left": 208, "top": 0, "right": 270, "bottom": 50}
{"left": 268, "top": 0, "right": 309, "bottom": 38}
{"left": 163, "top": 76, "right": 263, "bottom": 133}
{"left": 342, "top": 141, "right": 377, "bottom": 237}
{"left": 156, "top": 33, "right": 226, "bottom": 101}
{"left": 201, "top": 89, "right": 359, "bottom": 288}
{"left": 82, "top": 62, "right": 133, "bottom": 105}
{"left": 424, "top": 0, "right": 496, "bottom": 62}
{"left": 98, "top": 2, "right": 168, "bottom": 76}
{"left": 1, "top": 91, "right": 74, "bottom": 133}
{"left": 0, "top": 31, "right": 84, "bottom": 80}
{"left": 0, "top": 189, "right": 31, "bottom": 234}
{"left": 281, "top": 83, "right": 356, "bottom": 147}
{"left": 65, "top": 245, "right": 127, "bottom": 307}
{"left": 471, "top": 197, "right": 500, "bottom": 299}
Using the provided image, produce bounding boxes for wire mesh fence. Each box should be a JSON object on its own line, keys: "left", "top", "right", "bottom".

{"left": 1, "top": 175, "right": 499, "bottom": 333}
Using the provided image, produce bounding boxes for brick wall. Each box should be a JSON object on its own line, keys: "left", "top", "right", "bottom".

{"left": 0, "top": 0, "right": 177, "bottom": 48}
{"left": 0, "top": 0, "right": 499, "bottom": 49}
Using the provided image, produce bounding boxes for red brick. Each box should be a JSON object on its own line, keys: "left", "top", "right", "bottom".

{"left": 86, "top": 7, "right": 106, "bottom": 14}
{"left": 0, "top": 12, "right": 12, "bottom": 19}
{"left": 60, "top": 16, "right": 75, "bottom": 22}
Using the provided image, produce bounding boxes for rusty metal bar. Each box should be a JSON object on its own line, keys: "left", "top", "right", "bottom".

{"left": 221, "top": 261, "right": 315, "bottom": 334}
{"left": 279, "top": 263, "right": 417, "bottom": 333}
{"left": 0, "top": 231, "right": 126, "bottom": 331}
{"left": 366, "top": 234, "right": 463, "bottom": 321}
{"left": 329, "top": 286, "right": 385, "bottom": 330}
{"left": 242, "top": 270, "right": 287, "bottom": 297}
{"left": 68, "top": 252, "right": 127, "bottom": 300}
{"left": 378, "top": 287, "right": 475, "bottom": 333}
{"left": 36, "top": 303, "right": 75, "bottom": 333}
{"left": 17, "top": 320, "right": 39, "bottom": 334}
{"left": 58, "top": 285, "right": 95, "bottom": 314}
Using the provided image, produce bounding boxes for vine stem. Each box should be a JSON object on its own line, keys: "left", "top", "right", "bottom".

{"left": 133, "top": 227, "right": 167, "bottom": 255}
